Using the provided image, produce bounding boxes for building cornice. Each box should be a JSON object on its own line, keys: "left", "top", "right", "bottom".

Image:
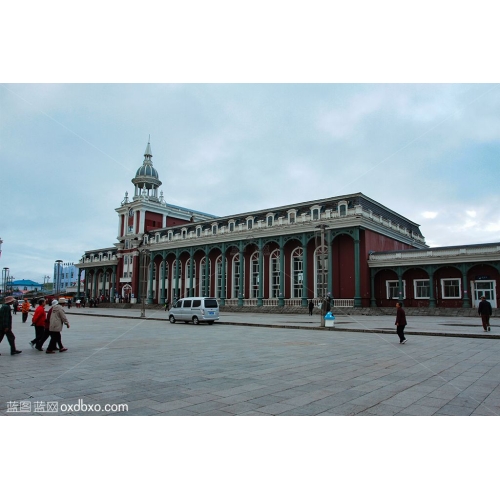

{"left": 368, "top": 243, "right": 500, "bottom": 268}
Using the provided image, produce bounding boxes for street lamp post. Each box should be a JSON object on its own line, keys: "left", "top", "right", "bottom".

{"left": 2, "top": 267, "right": 9, "bottom": 296}
{"left": 43, "top": 275, "right": 50, "bottom": 292}
{"left": 55, "top": 260, "right": 63, "bottom": 297}
{"left": 316, "top": 224, "right": 329, "bottom": 327}
{"left": 135, "top": 235, "right": 151, "bottom": 318}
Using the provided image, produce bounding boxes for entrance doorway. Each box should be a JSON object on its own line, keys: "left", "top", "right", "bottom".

{"left": 471, "top": 280, "right": 496, "bottom": 308}
{"left": 122, "top": 284, "right": 132, "bottom": 303}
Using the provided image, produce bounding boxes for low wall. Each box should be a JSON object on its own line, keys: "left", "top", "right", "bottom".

{"left": 92, "top": 302, "right": 500, "bottom": 317}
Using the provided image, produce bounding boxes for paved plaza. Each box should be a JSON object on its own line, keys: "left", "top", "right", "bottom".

{"left": 1, "top": 310, "right": 500, "bottom": 416}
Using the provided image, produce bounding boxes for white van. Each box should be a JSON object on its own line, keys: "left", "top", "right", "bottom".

{"left": 168, "top": 297, "right": 220, "bottom": 325}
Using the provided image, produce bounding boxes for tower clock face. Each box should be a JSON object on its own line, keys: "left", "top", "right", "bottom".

{"left": 128, "top": 208, "right": 133, "bottom": 217}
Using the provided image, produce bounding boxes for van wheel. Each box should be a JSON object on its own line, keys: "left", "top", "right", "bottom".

{"left": 169, "top": 315, "right": 176, "bottom": 324}
{"left": 208, "top": 321, "right": 214, "bottom": 325}
{"left": 193, "top": 316, "right": 200, "bottom": 325}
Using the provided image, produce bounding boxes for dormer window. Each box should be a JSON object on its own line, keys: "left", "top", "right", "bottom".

{"left": 267, "top": 215, "right": 273, "bottom": 227}
{"left": 155, "top": 234, "right": 160, "bottom": 243}
{"left": 247, "top": 218, "right": 253, "bottom": 230}
{"left": 182, "top": 229, "right": 187, "bottom": 239}
{"left": 288, "top": 211, "right": 296, "bottom": 224}
{"left": 212, "top": 224, "right": 218, "bottom": 235}
{"left": 168, "top": 231, "right": 173, "bottom": 241}
{"left": 311, "top": 205, "right": 321, "bottom": 221}
{"left": 196, "top": 227, "right": 201, "bottom": 237}
{"left": 229, "top": 221, "right": 235, "bottom": 232}
{"left": 339, "top": 202, "right": 347, "bottom": 217}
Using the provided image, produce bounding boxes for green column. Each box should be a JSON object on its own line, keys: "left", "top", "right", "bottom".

{"left": 238, "top": 241, "right": 244, "bottom": 306}
{"left": 257, "top": 239, "right": 263, "bottom": 307}
{"left": 220, "top": 244, "right": 226, "bottom": 306}
{"left": 147, "top": 253, "right": 154, "bottom": 304}
{"left": 93, "top": 271, "right": 98, "bottom": 299}
{"left": 189, "top": 249, "right": 194, "bottom": 297}
{"left": 301, "top": 238, "right": 308, "bottom": 307}
{"left": 77, "top": 268, "right": 82, "bottom": 298}
{"left": 370, "top": 269, "right": 376, "bottom": 307}
{"left": 278, "top": 236, "right": 284, "bottom": 307}
{"left": 428, "top": 268, "right": 436, "bottom": 308}
{"left": 174, "top": 250, "right": 180, "bottom": 301}
{"left": 327, "top": 230, "right": 333, "bottom": 298}
{"left": 110, "top": 267, "right": 116, "bottom": 300}
{"left": 160, "top": 252, "right": 166, "bottom": 304}
{"left": 84, "top": 272, "right": 89, "bottom": 298}
{"left": 101, "top": 270, "right": 106, "bottom": 296}
{"left": 353, "top": 229, "right": 362, "bottom": 307}
{"left": 397, "top": 267, "right": 404, "bottom": 304}
{"left": 461, "top": 265, "right": 471, "bottom": 308}
{"left": 204, "top": 246, "right": 209, "bottom": 296}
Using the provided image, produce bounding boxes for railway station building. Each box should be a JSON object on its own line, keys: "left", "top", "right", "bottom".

{"left": 76, "top": 141, "right": 500, "bottom": 310}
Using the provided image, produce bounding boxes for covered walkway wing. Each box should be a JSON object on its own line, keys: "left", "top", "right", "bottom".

{"left": 368, "top": 243, "right": 500, "bottom": 308}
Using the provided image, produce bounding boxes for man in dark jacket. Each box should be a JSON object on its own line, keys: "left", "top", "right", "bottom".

{"left": 478, "top": 296, "right": 492, "bottom": 332}
{"left": 395, "top": 301, "right": 407, "bottom": 344}
{"left": 0, "top": 296, "right": 22, "bottom": 355}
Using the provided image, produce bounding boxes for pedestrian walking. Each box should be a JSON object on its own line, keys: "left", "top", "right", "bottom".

{"left": 30, "top": 298, "right": 48, "bottom": 351}
{"left": 395, "top": 301, "right": 407, "bottom": 344}
{"left": 12, "top": 298, "right": 18, "bottom": 315}
{"left": 0, "top": 296, "right": 22, "bottom": 355}
{"left": 21, "top": 298, "right": 31, "bottom": 323}
{"left": 478, "top": 295, "right": 492, "bottom": 332}
{"left": 46, "top": 300, "right": 69, "bottom": 353}
{"left": 164, "top": 300, "right": 170, "bottom": 311}
{"left": 67, "top": 298, "right": 72, "bottom": 309}
{"left": 308, "top": 299, "right": 314, "bottom": 316}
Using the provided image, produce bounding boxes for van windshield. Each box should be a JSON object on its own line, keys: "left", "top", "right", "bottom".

{"left": 205, "top": 299, "right": 218, "bottom": 308}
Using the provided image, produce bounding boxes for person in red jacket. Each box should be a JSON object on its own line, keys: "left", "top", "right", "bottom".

{"left": 395, "top": 301, "right": 407, "bottom": 344}
{"left": 30, "top": 298, "right": 48, "bottom": 351}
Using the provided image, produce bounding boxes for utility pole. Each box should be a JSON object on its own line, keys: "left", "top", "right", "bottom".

{"left": 316, "top": 224, "right": 329, "bottom": 327}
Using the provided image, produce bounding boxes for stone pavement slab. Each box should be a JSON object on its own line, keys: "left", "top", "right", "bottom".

{"left": 63, "top": 306, "right": 499, "bottom": 339}
{"left": 1, "top": 312, "right": 500, "bottom": 416}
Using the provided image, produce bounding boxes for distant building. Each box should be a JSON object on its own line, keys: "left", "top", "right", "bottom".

{"left": 10, "top": 279, "right": 43, "bottom": 294}
{"left": 53, "top": 262, "right": 83, "bottom": 293}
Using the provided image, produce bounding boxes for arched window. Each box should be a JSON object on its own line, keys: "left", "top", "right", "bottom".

{"left": 314, "top": 246, "right": 328, "bottom": 297}
{"left": 251, "top": 251, "right": 260, "bottom": 298}
{"left": 184, "top": 258, "right": 196, "bottom": 297}
{"left": 171, "top": 260, "right": 181, "bottom": 301}
{"left": 199, "top": 257, "right": 211, "bottom": 296}
{"left": 339, "top": 203, "right": 347, "bottom": 217}
{"left": 291, "top": 247, "right": 303, "bottom": 298}
{"left": 216, "top": 255, "right": 223, "bottom": 299}
{"left": 269, "top": 249, "right": 280, "bottom": 298}
{"left": 232, "top": 253, "right": 242, "bottom": 298}
{"left": 196, "top": 227, "right": 201, "bottom": 237}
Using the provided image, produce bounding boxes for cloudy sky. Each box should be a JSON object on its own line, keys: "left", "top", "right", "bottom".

{"left": 1, "top": 3, "right": 499, "bottom": 284}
